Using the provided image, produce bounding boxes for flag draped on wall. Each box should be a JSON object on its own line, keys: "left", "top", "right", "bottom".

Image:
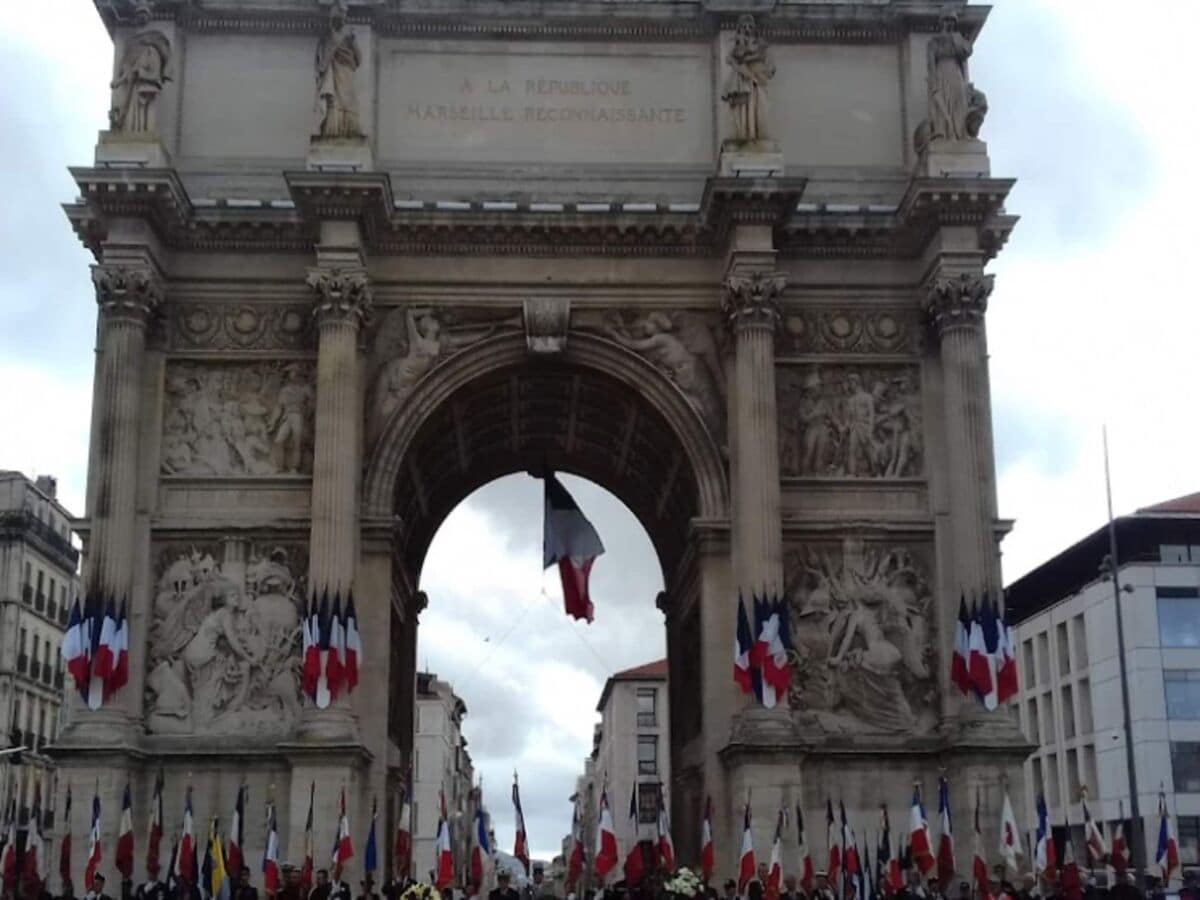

{"left": 301, "top": 589, "right": 364, "bottom": 708}
{"left": 952, "top": 594, "right": 1019, "bottom": 710}
{"left": 542, "top": 474, "right": 606, "bottom": 623}
{"left": 733, "top": 593, "right": 793, "bottom": 708}
{"left": 60, "top": 594, "right": 130, "bottom": 710}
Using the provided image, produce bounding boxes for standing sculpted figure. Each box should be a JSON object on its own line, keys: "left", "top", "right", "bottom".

{"left": 927, "top": 13, "right": 974, "bottom": 142}
{"left": 271, "top": 365, "right": 312, "bottom": 473}
{"left": 109, "top": 31, "right": 171, "bottom": 134}
{"left": 315, "top": 3, "right": 363, "bottom": 138}
{"left": 721, "top": 15, "right": 775, "bottom": 145}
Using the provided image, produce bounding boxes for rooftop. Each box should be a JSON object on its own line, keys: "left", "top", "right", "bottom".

{"left": 596, "top": 657, "right": 667, "bottom": 711}
{"left": 1006, "top": 491, "right": 1200, "bottom": 625}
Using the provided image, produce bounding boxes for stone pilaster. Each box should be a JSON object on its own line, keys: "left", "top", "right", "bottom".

{"left": 300, "top": 263, "right": 371, "bottom": 742}
{"left": 307, "top": 266, "right": 372, "bottom": 595}
{"left": 926, "top": 270, "right": 998, "bottom": 597}
{"left": 87, "top": 263, "right": 163, "bottom": 598}
{"left": 722, "top": 265, "right": 787, "bottom": 596}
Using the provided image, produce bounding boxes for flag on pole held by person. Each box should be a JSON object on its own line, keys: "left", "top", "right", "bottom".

{"left": 657, "top": 790, "right": 676, "bottom": 874}
{"left": 116, "top": 783, "right": 135, "bottom": 881}
{"left": 176, "top": 786, "right": 196, "bottom": 887}
{"left": 300, "top": 783, "right": 314, "bottom": 894}
{"left": 879, "top": 805, "right": 901, "bottom": 895}
{"left": 1081, "top": 789, "right": 1107, "bottom": 867}
{"left": 331, "top": 788, "right": 354, "bottom": 879}
{"left": 1111, "top": 802, "right": 1129, "bottom": 877}
{"left": 435, "top": 793, "right": 454, "bottom": 891}
{"left": 593, "top": 788, "right": 618, "bottom": 880}
{"left": 543, "top": 474, "right": 606, "bottom": 623}
{"left": 909, "top": 785, "right": 934, "bottom": 876}
{"left": 700, "top": 797, "right": 715, "bottom": 883}
{"left": 972, "top": 791, "right": 991, "bottom": 900}
{"left": 1034, "top": 794, "right": 1056, "bottom": 882}
{"left": 513, "top": 772, "right": 530, "bottom": 876}
{"left": 738, "top": 803, "right": 756, "bottom": 892}
{"left": 623, "top": 786, "right": 644, "bottom": 888}
{"left": 936, "top": 777, "right": 955, "bottom": 891}
{"left": 59, "top": 785, "right": 73, "bottom": 892}
{"left": 999, "top": 787, "right": 1021, "bottom": 875}
{"left": 365, "top": 797, "right": 379, "bottom": 880}
{"left": 227, "top": 783, "right": 246, "bottom": 878}
{"left": 263, "top": 802, "right": 280, "bottom": 896}
{"left": 766, "top": 806, "right": 785, "bottom": 899}
{"left": 1156, "top": 791, "right": 1180, "bottom": 883}
{"left": 826, "top": 799, "right": 842, "bottom": 886}
{"left": 24, "top": 780, "right": 45, "bottom": 896}
{"left": 147, "top": 770, "right": 164, "bottom": 879}
{"left": 797, "top": 804, "right": 814, "bottom": 894}
{"left": 470, "top": 796, "right": 489, "bottom": 891}
{"left": 85, "top": 791, "right": 103, "bottom": 889}
{"left": 567, "top": 799, "right": 585, "bottom": 890}
{"left": 395, "top": 771, "right": 412, "bottom": 879}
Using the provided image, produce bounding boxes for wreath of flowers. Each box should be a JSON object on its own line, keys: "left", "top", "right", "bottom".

{"left": 664, "top": 867, "right": 702, "bottom": 897}
{"left": 401, "top": 883, "right": 438, "bottom": 900}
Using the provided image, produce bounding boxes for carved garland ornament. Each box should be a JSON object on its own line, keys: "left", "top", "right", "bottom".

{"left": 722, "top": 270, "right": 787, "bottom": 331}
{"left": 92, "top": 263, "right": 164, "bottom": 323}
{"left": 925, "top": 272, "right": 993, "bottom": 334}
{"left": 306, "top": 267, "right": 373, "bottom": 328}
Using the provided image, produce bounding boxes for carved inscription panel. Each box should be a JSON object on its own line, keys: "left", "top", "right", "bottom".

{"left": 146, "top": 540, "right": 307, "bottom": 739}
{"left": 378, "top": 41, "right": 714, "bottom": 166}
{"left": 162, "top": 361, "right": 315, "bottom": 477}
{"left": 785, "top": 538, "right": 938, "bottom": 734}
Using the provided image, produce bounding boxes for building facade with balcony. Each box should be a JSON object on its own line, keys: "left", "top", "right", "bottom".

{"left": 1007, "top": 492, "right": 1200, "bottom": 877}
{"left": 0, "top": 471, "right": 77, "bottom": 828}
{"left": 576, "top": 659, "right": 669, "bottom": 883}
{"left": 412, "top": 671, "right": 474, "bottom": 884}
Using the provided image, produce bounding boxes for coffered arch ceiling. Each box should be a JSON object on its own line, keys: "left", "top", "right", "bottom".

{"left": 374, "top": 336, "right": 727, "bottom": 585}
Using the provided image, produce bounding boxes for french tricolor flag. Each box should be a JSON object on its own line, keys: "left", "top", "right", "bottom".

{"left": 700, "top": 796, "right": 715, "bottom": 882}
{"left": 543, "top": 474, "right": 605, "bottom": 623}
{"left": 301, "top": 592, "right": 321, "bottom": 703}
{"left": 435, "top": 794, "right": 453, "bottom": 891}
{"left": 85, "top": 792, "right": 103, "bottom": 889}
{"left": 262, "top": 803, "right": 280, "bottom": 895}
{"left": 61, "top": 597, "right": 91, "bottom": 699}
{"left": 344, "top": 593, "right": 362, "bottom": 692}
{"left": 175, "top": 787, "right": 195, "bottom": 886}
{"left": 116, "top": 783, "right": 134, "bottom": 881}
{"left": 593, "top": 789, "right": 618, "bottom": 880}
{"left": 1156, "top": 791, "right": 1180, "bottom": 884}
{"left": 909, "top": 785, "right": 934, "bottom": 876}
{"left": 88, "top": 596, "right": 118, "bottom": 711}
{"left": 470, "top": 801, "right": 489, "bottom": 890}
{"left": 331, "top": 788, "right": 354, "bottom": 879}
{"left": 738, "top": 803, "right": 756, "bottom": 891}
{"left": 936, "top": 777, "right": 955, "bottom": 890}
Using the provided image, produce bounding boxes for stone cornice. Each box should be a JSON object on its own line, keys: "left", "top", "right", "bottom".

{"left": 94, "top": 1, "right": 988, "bottom": 44}
{"left": 65, "top": 168, "right": 1016, "bottom": 261}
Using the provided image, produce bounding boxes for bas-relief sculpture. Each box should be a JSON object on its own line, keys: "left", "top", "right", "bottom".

{"left": 778, "top": 366, "right": 922, "bottom": 479}
{"left": 366, "top": 307, "right": 520, "bottom": 448}
{"left": 146, "top": 542, "right": 306, "bottom": 738}
{"left": 586, "top": 310, "right": 726, "bottom": 441}
{"left": 161, "top": 361, "right": 315, "bottom": 477}
{"left": 314, "top": 2, "right": 363, "bottom": 139}
{"left": 109, "top": 30, "right": 171, "bottom": 134}
{"left": 778, "top": 308, "right": 919, "bottom": 356}
{"left": 785, "top": 539, "right": 938, "bottom": 734}
{"left": 721, "top": 15, "right": 775, "bottom": 146}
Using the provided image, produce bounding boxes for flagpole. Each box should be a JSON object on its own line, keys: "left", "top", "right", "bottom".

{"left": 1102, "top": 426, "right": 1144, "bottom": 885}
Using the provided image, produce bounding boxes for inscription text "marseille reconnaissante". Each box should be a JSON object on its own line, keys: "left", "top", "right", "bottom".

{"left": 406, "top": 77, "right": 688, "bottom": 125}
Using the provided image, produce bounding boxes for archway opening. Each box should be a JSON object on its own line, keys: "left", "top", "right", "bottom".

{"left": 371, "top": 346, "right": 725, "bottom": 884}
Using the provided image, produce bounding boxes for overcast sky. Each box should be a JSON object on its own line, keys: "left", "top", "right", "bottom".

{"left": 2, "top": 0, "right": 1199, "bottom": 861}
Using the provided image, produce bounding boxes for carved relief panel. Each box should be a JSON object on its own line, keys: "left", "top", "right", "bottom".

{"left": 778, "top": 364, "right": 921, "bottom": 478}
{"left": 162, "top": 361, "right": 315, "bottom": 476}
{"left": 784, "top": 537, "right": 938, "bottom": 734}
{"left": 145, "top": 539, "right": 307, "bottom": 739}
{"left": 168, "top": 302, "right": 310, "bottom": 352}
{"left": 574, "top": 308, "right": 726, "bottom": 444}
{"left": 365, "top": 306, "right": 521, "bottom": 449}
{"left": 777, "top": 307, "right": 921, "bottom": 357}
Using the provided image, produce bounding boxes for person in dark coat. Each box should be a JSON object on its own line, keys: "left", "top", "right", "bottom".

{"left": 489, "top": 872, "right": 519, "bottom": 900}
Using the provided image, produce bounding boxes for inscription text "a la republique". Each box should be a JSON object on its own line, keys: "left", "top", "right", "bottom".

{"left": 406, "top": 76, "right": 688, "bottom": 125}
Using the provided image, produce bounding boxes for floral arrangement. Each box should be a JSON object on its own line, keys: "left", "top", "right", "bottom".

{"left": 664, "top": 868, "right": 702, "bottom": 897}
{"left": 401, "top": 883, "right": 438, "bottom": 900}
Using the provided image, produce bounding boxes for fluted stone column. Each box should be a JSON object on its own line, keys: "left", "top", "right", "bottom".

{"left": 87, "top": 264, "right": 163, "bottom": 600}
{"left": 926, "top": 270, "right": 999, "bottom": 597}
{"left": 723, "top": 266, "right": 788, "bottom": 597}
{"left": 299, "top": 265, "right": 371, "bottom": 742}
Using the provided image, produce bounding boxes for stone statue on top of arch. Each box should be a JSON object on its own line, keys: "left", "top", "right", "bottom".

{"left": 926, "top": 12, "right": 982, "bottom": 143}
{"left": 314, "top": 2, "right": 363, "bottom": 139}
{"left": 109, "top": 30, "right": 171, "bottom": 134}
{"left": 721, "top": 15, "right": 775, "bottom": 147}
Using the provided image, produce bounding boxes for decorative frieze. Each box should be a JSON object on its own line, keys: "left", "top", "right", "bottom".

{"left": 777, "top": 307, "right": 921, "bottom": 356}
{"left": 169, "top": 302, "right": 310, "bottom": 351}
{"left": 162, "top": 361, "right": 315, "bottom": 476}
{"left": 784, "top": 537, "right": 938, "bottom": 734}
{"left": 778, "top": 365, "right": 922, "bottom": 479}
{"left": 145, "top": 539, "right": 307, "bottom": 738}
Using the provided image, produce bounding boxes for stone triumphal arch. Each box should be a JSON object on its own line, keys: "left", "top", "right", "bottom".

{"left": 56, "top": 0, "right": 1029, "bottom": 883}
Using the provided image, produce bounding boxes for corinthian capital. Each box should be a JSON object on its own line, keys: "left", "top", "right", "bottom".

{"left": 91, "top": 264, "right": 164, "bottom": 325}
{"left": 926, "top": 272, "right": 993, "bottom": 335}
{"left": 722, "top": 270, "right": 787, "bottom": 332}
{"left": 306, "top": 267, "right": 373, "bottom": 329}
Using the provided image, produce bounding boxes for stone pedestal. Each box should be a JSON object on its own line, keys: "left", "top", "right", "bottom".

{"left": 719, "top": 142, "right": 785, "bottom": 178}
{"left": 95, "top": 132, "right": 172, "bottom": 168}
{"left": 920, "top": 138, "right": 990, "bottom": 177}
{"left": 307, "top": 136, "right": 374, "bottom": 172}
